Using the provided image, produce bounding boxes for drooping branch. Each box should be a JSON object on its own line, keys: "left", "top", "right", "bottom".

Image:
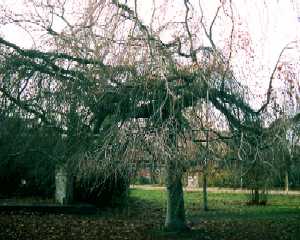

{"left": 0, "top": 87, "right": 65, "bottom": 133}
{"left": 198, "top": 0, "right": 222, "bottom": 54}
{"left": 0, "top": 37, "right": 105, "bottom": 67}
{"left": 183, "top": 0, "right": 197, "bottom": 63}
{"left": 257, "top": 42, "right": 294, "bottom": 114}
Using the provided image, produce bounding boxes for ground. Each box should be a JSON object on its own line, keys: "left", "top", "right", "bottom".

{"left": 0, "top": 188, "right": 300, "bottom": 240}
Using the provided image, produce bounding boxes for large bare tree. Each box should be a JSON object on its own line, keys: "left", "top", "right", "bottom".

{"left": 1, "top": 0, "right": 299, "bottom": 231}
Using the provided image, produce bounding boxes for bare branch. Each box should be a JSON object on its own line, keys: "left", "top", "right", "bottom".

{"left": 257, "top": 42, "right": 295, "bottom": 114}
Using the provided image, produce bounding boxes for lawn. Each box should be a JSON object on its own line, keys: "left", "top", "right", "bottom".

{"left": 130, "top": 189, "right": 300, "bottom": 239}
{"left": 0, "top": 188, "right": 299, "bottom": 239}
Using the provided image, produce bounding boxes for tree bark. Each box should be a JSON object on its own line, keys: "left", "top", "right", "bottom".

{"left": 253, "top": 188, "right": 259, "bottom": 204}
{"left": 164, "top": 161, "right": 189, "bottom": 232}
{"left": 285, "top": 170, "right": 289, "bottom": 194}
{"left": 203, "top": 89, "right": 209, "bottom": 211}
{"left": 202, "top": 170, "right": 208, "bottom": 211}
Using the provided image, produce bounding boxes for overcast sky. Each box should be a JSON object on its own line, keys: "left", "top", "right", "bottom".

{"left": 0, "top": 0, "right": 299, "bottom": 110}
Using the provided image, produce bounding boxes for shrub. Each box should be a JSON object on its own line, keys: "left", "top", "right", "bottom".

{"left": 74, "top": 172, "right": 129, "bottom": 207}
{"left": 0, "top": 116, "right": 58, "bottom": 198}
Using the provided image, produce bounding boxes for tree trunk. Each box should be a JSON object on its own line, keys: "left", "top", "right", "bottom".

{"left": 252, "top": 188, "right": 259, "bottom": 204}
{"left": 203, "top": 91, "right": 209, "bottom": 211}
{"left": 203, "top": 171, "right": 208, "bottom": 211}
{"left": 164, "top": 162, "right": 188, "bottom": 232}
{"left": 150, "top": 162, "right": 157, "bottom": 184}
{"left": 285, "top": 170, "right": 289, "bottom": 194}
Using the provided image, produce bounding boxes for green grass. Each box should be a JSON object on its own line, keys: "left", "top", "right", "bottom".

{"left": 129, "top": 188, "right": 300, "bottom": 239}
{"left": 1, "top": 188, "right": 299, "bottom": 239}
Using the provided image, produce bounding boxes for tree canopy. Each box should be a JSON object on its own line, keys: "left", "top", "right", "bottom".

{"left": 0, "top": 0, "right": 299, "bottom": 231}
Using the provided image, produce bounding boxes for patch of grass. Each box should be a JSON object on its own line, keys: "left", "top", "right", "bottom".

{"left": 129, "top": 188, "right": 300, "bottom": 239}
{"left": 1, "top": 189, "right": 299, "bottom": 239}
{"left": 129, "top": 189, "right": 300, "bottom": 216}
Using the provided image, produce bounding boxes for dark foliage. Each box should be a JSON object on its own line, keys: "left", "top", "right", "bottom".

{"left": 0, "top": 115, "right": 58, "bottom": 198}
{"left": 74, "top": 174, "right": 129, "bottom": 207}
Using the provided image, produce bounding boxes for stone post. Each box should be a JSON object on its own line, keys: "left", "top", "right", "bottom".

{"left": 187, "top": 174, "right": 198, "bottom": 189}
{"left": 55, "top": 164, "right": 73, "bottom": 204}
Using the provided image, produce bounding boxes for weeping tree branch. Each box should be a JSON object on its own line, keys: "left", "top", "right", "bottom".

{"left": 257, "top": 42, "right": 294, "bottom": 114}
{"left": 0, "top": 87, "right": 65, "bottom": 133}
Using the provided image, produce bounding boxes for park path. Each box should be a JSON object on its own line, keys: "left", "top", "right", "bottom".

{"left": 131, "top": 184, "right": 300, "bottom": 195}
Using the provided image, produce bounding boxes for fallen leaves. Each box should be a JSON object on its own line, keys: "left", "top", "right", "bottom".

{"left": 0, "top": 190, "right": 300, "bottom": 240}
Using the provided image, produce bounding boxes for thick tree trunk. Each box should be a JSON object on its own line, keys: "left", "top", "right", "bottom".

{"left": 164, "top": 162, "right": 188, "bottom": 232}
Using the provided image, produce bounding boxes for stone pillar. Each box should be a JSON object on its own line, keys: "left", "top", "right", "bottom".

{"left": 55, "top": 164, "right": 73, "bottom": 204}
{"left": 187, "top": 174, "right": 198, "bottom": 189}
